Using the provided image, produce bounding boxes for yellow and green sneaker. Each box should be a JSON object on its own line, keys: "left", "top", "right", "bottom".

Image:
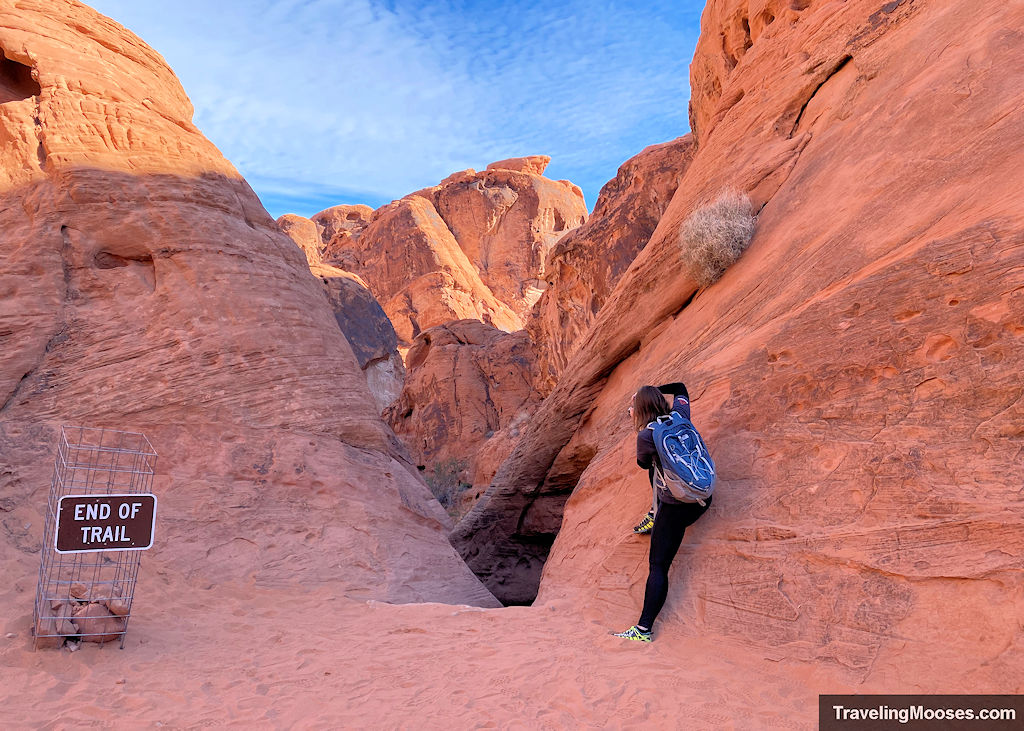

{"left": 612, "top": 625, "right": 652, "bottom": 642}
{"left": 633, "top": 511, "right": 654, "bottom": 534}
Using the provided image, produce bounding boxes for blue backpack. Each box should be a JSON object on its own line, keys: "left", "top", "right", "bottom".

{"left": 649, "top": 411, "right": 716, "bottom": 505}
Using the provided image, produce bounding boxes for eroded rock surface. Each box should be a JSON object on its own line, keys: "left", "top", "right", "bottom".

{"left": 314, "top": 161, "right": 587, "bottom": 347}
{"left": 528, "top": 135, "right": 695, "bottom": 394}
{"left": 384, "top": 320, "right": 540, "bottom": 517}
{"left": 486, "top": 155, "right": 551, "bottom": 176}
{"left": 351, "top": 195, "right": 522, "bottom": 345}
{"left": 311, "top": 204, "right": 373, "bottom": 268}
{"left": 456, "top": 0, "right": 1024, "bottom": 690}
{"left": 326, "top": 160, "right": 585, "bottom": 506}
{"left": 427, "top": 166, "right": 587, "bottom": 315}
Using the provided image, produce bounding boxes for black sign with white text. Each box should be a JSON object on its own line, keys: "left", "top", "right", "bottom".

{"left": 55, "top": 494, "right": 157, "bottom": 553}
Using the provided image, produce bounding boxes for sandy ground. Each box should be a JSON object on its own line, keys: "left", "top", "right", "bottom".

{"left": 1, "top": 575, "right": 854, "bottom": 730}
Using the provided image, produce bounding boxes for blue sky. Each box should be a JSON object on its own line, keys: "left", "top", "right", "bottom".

{"left": 88, "top": 0, "right": 705, "bottom": 218}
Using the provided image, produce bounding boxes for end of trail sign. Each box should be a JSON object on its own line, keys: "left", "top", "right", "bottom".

{"left": 55, "top": 494, "right": 157, "bottom": 554}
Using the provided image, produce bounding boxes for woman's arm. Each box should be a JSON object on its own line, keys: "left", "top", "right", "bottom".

{"left": 657, "top": 382, "right": 689, "bottom": 400}
{"left": 658, "top": 382, "right": 690, "bottom": 419}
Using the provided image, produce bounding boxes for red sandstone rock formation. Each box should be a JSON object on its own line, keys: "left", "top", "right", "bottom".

{"left": 0, "top": 0, "right": 1021, "bottom": 724}
{"left": 384, "top": 320, "right": 540, "bottom": 516}
{"left": 311, "top": 264, "right": 405, "bottom": 413}
{"left": 427, "top": 164, "right": 587, "bottom": 315}
{"left": 276, "top": 215, "right": 405, "bottom": 412}
{"left": 315, "top": 159, "right": 587, "bottom": 347}
{"left": 346, "top": 160, "right": 585, "bottom": 509}
{"left": 276, "top": 214, "right": 323, "bottom": 267}
{"left": 486, "top": 155, "right": 551, "bottom": 176}
{"left": 456, "top": 0, "right": 1024, "bottom": 691}
{"left": 528, "top": 135, "right": 695, "bottom": 395}
{"left": 390, "top": 139, "right": 693, "bottom": 520}
{"left": 0, "top": 0, "right": 495, "bottom": 609}
{"left": 311, "top": 203, "right": 373, "bottom": 268}
{"left": 351, "top": 195, "right": 522, "bottom": 345}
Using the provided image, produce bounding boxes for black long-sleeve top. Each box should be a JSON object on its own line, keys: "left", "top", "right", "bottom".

{"left": 636, "top": 382, "right": 690, "bottom": 505}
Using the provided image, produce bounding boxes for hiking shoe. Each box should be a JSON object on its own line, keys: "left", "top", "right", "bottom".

{"left": 633, "top": 511, "right": 654, "bottom": 534}
{"left": 612, "top": 625, "right": 652, "bottom": 642}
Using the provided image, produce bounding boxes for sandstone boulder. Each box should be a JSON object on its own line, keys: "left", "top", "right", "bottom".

{"left": 311, "top": 204, "right": 373, "bottom": 268}
{"left": 32, "top": 623, "right": 62, "bottom": 649}
{"left": 54, "top": 602, "right": 76, "bottom": 635}
{"left": 104, "top": 597, "right": 130, "bottom": 617}
{"left": 0, "top": 0, "right": 497, "bottom": 611}
{"left": 276, "top": 214, "right": 323, "bottom": 266}
{"left": 71, "top": 603, "right": 124, "bottom": 643}
{"left": 33, "top": 602, "right": 75, "bottom": 648}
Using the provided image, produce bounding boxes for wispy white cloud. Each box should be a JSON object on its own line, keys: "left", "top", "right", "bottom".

{"left": 87, "top": 0, "right": 703, "bottom": 216}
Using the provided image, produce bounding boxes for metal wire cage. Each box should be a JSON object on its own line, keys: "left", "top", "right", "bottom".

{"left": 32, "top": 426, "right": 157, "bottom": 650}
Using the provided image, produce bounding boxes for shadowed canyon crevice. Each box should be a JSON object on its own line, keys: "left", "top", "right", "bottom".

{"left": 0, "top": 47, "right": 39, "bottom": 102}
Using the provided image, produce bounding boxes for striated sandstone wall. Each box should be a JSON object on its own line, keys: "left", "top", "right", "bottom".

{"left": 384, "top": 320, "right": 541, "bottom": 517}
{"left": 455, "top": 0, "right": 1024, "bottom": 688}
{"left": 0, "top": 0, "right": 496, "bottom": 607}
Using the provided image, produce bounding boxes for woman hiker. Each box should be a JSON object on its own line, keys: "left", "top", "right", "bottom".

{"left": 613, "top": 382, "right": 713, "bottom": 642}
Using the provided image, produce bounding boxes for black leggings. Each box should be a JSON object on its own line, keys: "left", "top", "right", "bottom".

{"left": 638, "top": 495, "right": 712, "bottom": 630}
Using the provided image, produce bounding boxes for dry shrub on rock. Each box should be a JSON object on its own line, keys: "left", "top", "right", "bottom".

{"left": 679, "top": 190, "right": 757, "bottom": 287}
